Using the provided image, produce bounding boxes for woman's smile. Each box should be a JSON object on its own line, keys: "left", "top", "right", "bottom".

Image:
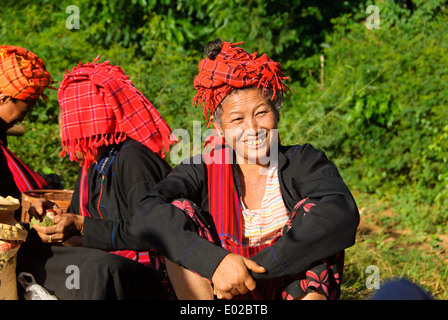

{"left": 242, "top": 132, "right": 266, "bottom": 147}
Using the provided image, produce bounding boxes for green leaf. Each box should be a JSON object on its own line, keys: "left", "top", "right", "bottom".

{"left": 30, "top": 216, "right": 54, "bottom": 229}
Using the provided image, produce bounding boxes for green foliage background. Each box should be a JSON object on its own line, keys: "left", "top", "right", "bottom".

{"left": 1, "top": 0, "right": 447, "bottom": 235}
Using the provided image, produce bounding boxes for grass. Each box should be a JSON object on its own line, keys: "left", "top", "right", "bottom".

{"left": 341, "top": 192, "right": 448, "bottom": 300}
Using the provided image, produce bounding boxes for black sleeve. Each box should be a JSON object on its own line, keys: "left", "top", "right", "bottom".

{"left": 251, "top": 144, "right": 360, "bottom": 280}
{"left": 131, "top": 156, "right": 230, "bottom": 280}
{"left": 67, "top": 169, "right": 81, "bottom": 214}
{"left": 82, "top": 144, "right": 172, "bottom": 251}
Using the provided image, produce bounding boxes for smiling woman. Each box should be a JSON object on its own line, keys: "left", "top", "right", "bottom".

{"left": 131, "top": 39, "right": 360, "bottom": 301}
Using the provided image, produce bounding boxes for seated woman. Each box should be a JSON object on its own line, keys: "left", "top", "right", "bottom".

{"left": 0, "top": 45, "right": 53, "bottom": 201}
{"left": 18, "top": 58, "right": 175, "bottom": 299}
{"left": 132, "top": 39, "right": 359, "bottom": 300}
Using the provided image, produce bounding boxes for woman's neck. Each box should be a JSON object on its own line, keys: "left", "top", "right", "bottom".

{"left": 236, "top": 163, "right": 270, "bottom": 210}
{"left": 237, "top": 163, "right": 270, "bottom": 179}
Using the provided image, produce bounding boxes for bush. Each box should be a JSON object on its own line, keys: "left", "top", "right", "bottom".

{"left": 280, "top": 0, "right": 448, "bottom": 233}
{"left": 2, "top": 0, "right": 446, "bottom": 233}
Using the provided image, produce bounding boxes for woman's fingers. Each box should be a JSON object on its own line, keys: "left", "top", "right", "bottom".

{"left": 212, "top": 254, "right": 266, "bottom": 299}
{"left": 32, "top": 224, "right": 60, "bottom": 243}
{"left": 243, "top": 257, "right": 266, "bottom": 274}
{"left": 28, "top": 199, "right": 60, "bottom": 221}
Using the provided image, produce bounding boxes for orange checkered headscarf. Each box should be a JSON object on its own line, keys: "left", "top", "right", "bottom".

{"left": 0, "top": 45, "right": 53, "bottom": 100}
{"left": 192, "top": 41, "right": 291, "bottom": 125}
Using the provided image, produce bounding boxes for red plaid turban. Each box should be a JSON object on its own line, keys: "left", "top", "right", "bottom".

{"left": 58, "top": 57, "right": 175, "bottom": 167}
{"left": 0, "top": 45, "right": 53, "bottom": 100}
{"left": 192, "top": 41, "right": 291, "bottom": 125}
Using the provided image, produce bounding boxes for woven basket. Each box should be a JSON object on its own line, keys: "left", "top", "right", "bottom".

{"left": 21, "top": 189, "right": 73, "bottom": 223}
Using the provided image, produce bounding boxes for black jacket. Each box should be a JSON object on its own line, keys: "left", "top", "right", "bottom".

{"left": 132, "top": 143, "right": 359, "bottom": 281}
{"left": 0, "top": 131, "right": 21, "bottom": 199}
{"left": 69, "top": 139, "right": 172, "bottom": 250}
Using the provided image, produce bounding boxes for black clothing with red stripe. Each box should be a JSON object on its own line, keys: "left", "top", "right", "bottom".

{"left": 69, "top": 139, "right": 172, "bottom": 251}
{"left": 0, "top": 132, "right": 20, "bottom": 198}
{"left": 17, "top": 138, "right": 172, "bottom": 299}
{"left": 132, "top": 143, "right": 360, "bottom": 281}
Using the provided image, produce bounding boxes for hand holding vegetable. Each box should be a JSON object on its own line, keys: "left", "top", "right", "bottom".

{"left": 29, "top": 199, "right": 84, "bottom": 244}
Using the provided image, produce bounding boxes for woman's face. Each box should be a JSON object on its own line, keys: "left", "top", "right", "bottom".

{"left": 214, "top": 88, "right": 278, "bottom": 166}
{"left": 0, "top": 98, "right": 36, "bottom": 130}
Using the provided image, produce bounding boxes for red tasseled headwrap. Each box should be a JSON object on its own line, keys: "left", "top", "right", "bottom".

{"left": 58, "top": 57, "right": 175, "bottom": 168}
{"left": 192, "top": 41, "right": 291, "bottom": 125}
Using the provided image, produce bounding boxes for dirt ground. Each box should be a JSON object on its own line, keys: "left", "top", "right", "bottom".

{"left": 357, "top": 205, "right": 448, "bottom": 266}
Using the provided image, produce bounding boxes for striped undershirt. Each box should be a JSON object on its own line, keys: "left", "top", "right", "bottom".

{"left": 241, "top": 166, "right": 291, "bottom": 246}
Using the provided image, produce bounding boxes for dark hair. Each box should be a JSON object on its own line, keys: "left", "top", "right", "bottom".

{"left": 0, "top": 94, "right": 18, "bottom": 104}
{"left": 204, "top": 39, "right": 223, "bottom": 60}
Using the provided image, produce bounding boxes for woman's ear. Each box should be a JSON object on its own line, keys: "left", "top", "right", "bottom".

{"left": 0, "top": 94, "right": 10, "bottom": 105}
{"left": 210, "top": 117, "right": 223, "bottom": 136}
